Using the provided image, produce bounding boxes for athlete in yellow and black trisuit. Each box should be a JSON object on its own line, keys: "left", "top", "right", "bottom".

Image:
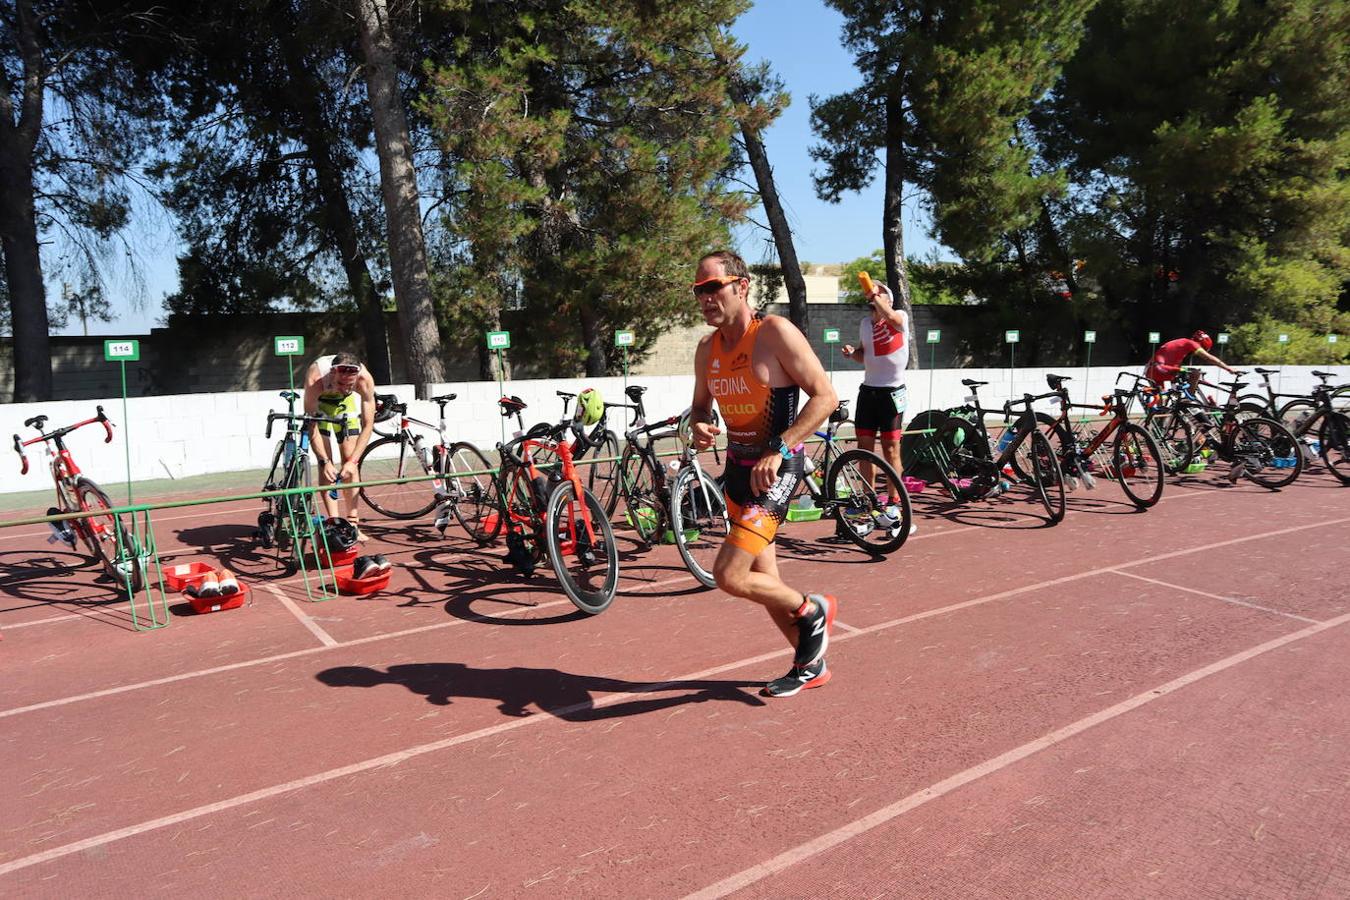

{"left": 303, "top": 351, "right": 377, "bottom": 540}
{"left": 688, "top": 250, "right": 842, "bottom": 698}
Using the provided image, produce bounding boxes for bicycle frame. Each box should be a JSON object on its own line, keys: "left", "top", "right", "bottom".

{"left": 14, "top": 407, "right": 117, "bottom": 541}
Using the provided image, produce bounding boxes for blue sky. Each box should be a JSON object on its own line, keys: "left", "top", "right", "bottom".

{"left": 59, "top": 0, "right": 943, "bottom": 337}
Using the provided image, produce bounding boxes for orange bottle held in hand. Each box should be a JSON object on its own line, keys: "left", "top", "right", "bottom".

{"left": 858, "top": 271, "right": 875, "bottom": 296}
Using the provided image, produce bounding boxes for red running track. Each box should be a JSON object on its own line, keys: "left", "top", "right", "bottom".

{"left": 1, "top": 471, "right": 1348, "bottom": 897}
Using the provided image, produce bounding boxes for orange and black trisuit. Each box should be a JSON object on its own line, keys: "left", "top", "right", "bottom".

{"left": 702, "top": 316, "right": 803, "bottom": 554}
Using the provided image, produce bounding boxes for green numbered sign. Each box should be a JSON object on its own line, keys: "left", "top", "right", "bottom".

{"left": 1005, "top": 330, "right": 1020, "bottom": 344}
{"left": 1330, "top": 335, "right": 1339, "bottom": 344}
{"left": 104, "top": 339, "right": 140, "bottom": 362}
{"left": 1084, "top": 330, "right": 1097, "bottom": 344}
{"left": 823, "top": 328, "right": 841, "bottom": 345}
{"left": 486, "top": 330, "right": 511, "bottom": 351}
{"left": 926, "top": 330, "right": 941, "bottom": 344}
{"left": 1217, "top": 333, "right": 1230, "bottom": 345}
{"left": 1277, "top": 333, "right": 1290, "bottom": 344}
{"left": 273, "top": 335, "right": 304, "bottom": 357}
{"left": 614, "top": 329, "right": 635, "bottom": 348}
{"left": 1148, "top": 331, "right": 1161, "bottom": 344}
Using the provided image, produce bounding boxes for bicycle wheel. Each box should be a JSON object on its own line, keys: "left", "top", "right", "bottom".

{"left": 825, "top": 448, "right": 913, "bottom": 555}
{"left": 585, "top": 430, "right": 622, "bottom": 517}
{"left": 74, "top": 478, "right": 143, "bottom": 593}
{"left": 617, "top": 445, "right": 664, "bottom": 547}
{"left": 446, "top": 441, "right": 503, "bottom": 543}
{"left": 932, "top": 417, "right": 991, "bottom": 501}
{"left": 359, "top": 436, "right": 436, "bottom": 519}
{"left": 1008, "top": 412, "right": 1072, "bottom": 482}
{"left": 670, "top": 466, "right": 728, "bottom": 588}
{"left": 1276, "top": 398, "right": 1319, "bottom": 436}
{"left": 1330, "top": 385, "right": 1350, "bottom": 416}
{"left": 1317, "top": 412, "right": 1350, "bottom": 485}
{"left": 544, "top": 481, "right": 619, "bottom": 615}
{"left": 1230, "top": 416, "right": 1302, "bottom": 489}
{"left": 1145, "top": 409, "right": 1196, "bottom": 474}
{"left": 1111, "top": 422, "right": 1165, "bottom": 509}
{"left": 1026, "top": 430, "right": 1066, "bottom": 524}
{"left": 278, "top": 456, "right": 315, "bottom": 549}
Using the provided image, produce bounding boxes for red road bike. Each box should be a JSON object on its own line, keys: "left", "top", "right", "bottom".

{"left": 13, "top": 406, "right": 143, "bottom": 593}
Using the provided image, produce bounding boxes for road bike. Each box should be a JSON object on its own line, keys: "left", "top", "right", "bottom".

{"left": 796, "top": 399, "right": 915, "bottom": 555}
{"left": 1267, "top": 375, "right": 1350, "bottom": 485}
{"left": 255, "top": 391, "right": 346, "bottom": 552}
{"left": 494, "top": 397, "right": 620, "bottom": 615}
{"left": 531, "top": 390, "right": 623, "bottom": 517}
{"left": 1007, "top": 374, "right": 1166, "bottom": 509}
{"left": 612, "top": 384, "right": 729, "bottom": 587}
{"left": 923, "top": 379, "right": 1066, "bottom": 524}
{"left": 13, "top": 406, "right": 143, "bottom": 594}
{"left": 357, "top": 393, "right": 498, "bottom": 539}
{"left": 1142, "top": 370, "right": 1303, "bottom": 488}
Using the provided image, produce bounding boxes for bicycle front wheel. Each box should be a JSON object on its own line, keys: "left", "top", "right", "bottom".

{"left": 826, "top": 448, "right": 913, "bottom": 555}
{"left": 1027, "top": 430, "right": 1066, "bottom": 524}
{"left": 670, "top": 466, "right": 728, "bottom": 588}
{"left": 1145, "top": 409, "right": 1196, "bottom": 474}
{"left": 446, "top": 442, "right": 503, "bottom": 543}
{"left": 617, "top": 446, "right": 664, "bottom": 547}
{"left": 74, "top": 478, "right": 143, "bottom": 594}
{"left": 1231, "top": 416, "right": 1302, "bottom": 489}
{"left": 359, "top": 436, "right": 437, "bottom": 519}
{"left": 932, "top": 417, "right": 991, "bottom": 501}
{"left": 1111, "top": 422, "right": 1165, "bottom": 509}
{"left": 1318, "top": 412, "right": 1350, "bottom": 485}
{"left": 544, "top": 482, "right": 619, "bottom": 615}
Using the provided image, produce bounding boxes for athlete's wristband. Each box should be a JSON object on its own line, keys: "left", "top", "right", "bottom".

{"left": 767, "top": 437, "right": 794, "bottom": 461}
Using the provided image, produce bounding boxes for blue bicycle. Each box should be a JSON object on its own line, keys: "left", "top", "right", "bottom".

{"left": 798, "top": 400, "right": 913, "bottom": 555}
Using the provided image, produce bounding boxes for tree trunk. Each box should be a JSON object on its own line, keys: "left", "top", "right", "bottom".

{"left": 881, "top": 88, "right": 917, "bottom": 369}
{"left": 579, "top": 304, "right": 606, "bottom": 377}
{"left": 739, "top": 124, "right": 808, "bottom": 332}
{"left": 0, "top": 153, "right": 50, "bottom": 401}
{"left": 0, "top": 0, "right": 51, "bottom": 401}
{"left": 278, "top": 28, "right": 393, "bottom": 385}
{"left": 353, "top": 0, "right": 446, "bottom": 397}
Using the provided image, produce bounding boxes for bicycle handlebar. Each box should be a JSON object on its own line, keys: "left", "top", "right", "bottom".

{"left": 265, "top": 411, "right": 346, "bottom": 440}
{"left": 13, "top": 406, "right": 114, "bottom": 473}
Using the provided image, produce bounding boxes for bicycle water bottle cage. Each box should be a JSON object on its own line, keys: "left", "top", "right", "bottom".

{"left": 25, "top": 416, "right": 48, "bottom": 430}
{"left": 499, "top": 396, "right": 528, "bottom": 417}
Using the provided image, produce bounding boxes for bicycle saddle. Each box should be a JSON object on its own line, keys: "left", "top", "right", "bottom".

{"left": 279, "top": 391, "right": 299, "bottom": 402}
{"left": 1313, "top": 370, "right": 1338, "bottom": 379}
{"left": 24, "top": 415, "right": 48, "bottom": 430}
{"left": 829, "top": 402, "right": 850, "bottom": 424}
{"left": 961, "top": 379, "right": 988, "bottom": 388}
{"left": 1046, "top": 373, "right": 1072, "bottom": 389}
{"left": 430, "top": 393, "right": 457, "bottom": 405}
{"left": 1254, "top": 367, "right": 1278, "bottom": 376}
{"left": 556, "top": 389, "right": 576, "bottom": 399}
{"left": 625, "top": 385, "right": 648, "bottom": 400}
{"left": 498, "top": 395, "right": 528, "bottom": 415}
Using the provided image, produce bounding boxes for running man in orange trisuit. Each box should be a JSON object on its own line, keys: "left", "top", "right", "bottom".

{"left": 687, "top": 250, "right": 842, "bottom": 697}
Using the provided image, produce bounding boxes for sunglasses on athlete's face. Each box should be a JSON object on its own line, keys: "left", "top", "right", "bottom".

{"left": 334, "top": 364, "right": 360, "bottom": 376}
{"left": 692, "top": 275, "right": 744, "bottom": 297}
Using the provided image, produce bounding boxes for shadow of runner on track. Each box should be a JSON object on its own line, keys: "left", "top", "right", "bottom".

{"left": 316, "top": 662, "right": 766, "bottom": 718}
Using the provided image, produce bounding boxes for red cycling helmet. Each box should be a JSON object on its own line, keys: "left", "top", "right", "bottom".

{"left": 1191, "top": 330, "right": 1213, "bottom": 350}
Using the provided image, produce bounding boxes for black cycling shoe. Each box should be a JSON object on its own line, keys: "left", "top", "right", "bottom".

{"left": 505, "top": 531, "right": 535, "bottom": 576}
{"left": 257, "top": 511, "right": 276, "bottom": 550}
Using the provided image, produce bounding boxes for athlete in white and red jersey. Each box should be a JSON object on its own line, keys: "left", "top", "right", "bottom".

{"left": 842, "top": 280, "right": 911, "bottom": 516}
{"left": 689, "top": 249, "right": 841, "bottom": 699}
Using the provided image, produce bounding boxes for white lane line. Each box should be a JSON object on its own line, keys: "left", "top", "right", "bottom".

{"left": 5, "top": 594, "right": 1348, "bottom": 882}
{"left": 0, "top": 500, "right": 263, "bottom": 543}
{"left": 1111, "top": 569, "right": 1319, "bottom": 624}
{"left": 265, "top": 584, "right": 339, "bottom": 648}
{"left": 0, "top": 596, "right": 576, "bottom": 720}
{"left": 3, "top": 515, "right": 1344, "bottom": 721}
{"left": 685, "top": 608, "right": 1350, "bottom": 900}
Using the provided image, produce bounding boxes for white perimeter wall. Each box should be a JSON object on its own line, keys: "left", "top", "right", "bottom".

{"left": 4, "top": 365, "right": 1346, "bottom": 496}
